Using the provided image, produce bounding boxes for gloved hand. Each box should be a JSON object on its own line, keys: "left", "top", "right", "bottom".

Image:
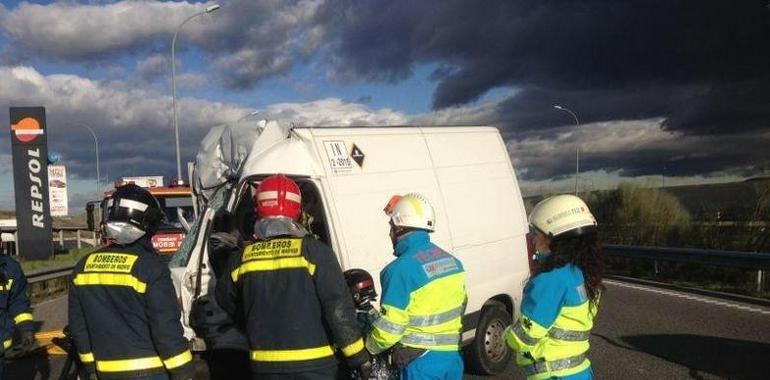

{"left": 19, "top": 329, "right": 36, "bottom": 351}
{"left": 210, "top": 231, "right": 240, "bottom": 250}
{"left": 5, "top": 330, "right": 37, "bottom": 359}
{"left": 356, "top": 360, "right": 373, "bottom": 379}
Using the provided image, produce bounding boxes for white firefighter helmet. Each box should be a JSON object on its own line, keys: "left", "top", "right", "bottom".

{"left": 384, "top": 193, "right": 436, "bottom": 232}
{"left": 529, "top": 194, "right": 597, "bottom": 238}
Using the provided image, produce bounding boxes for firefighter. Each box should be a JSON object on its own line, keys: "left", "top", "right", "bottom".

{"left": 0, "top": 233, "right": 35, "bottom": 377}
{"left": 366, "top": 193, "right": 467, "bottom": 380}
{"left": 504, "top": 194, "right": 604, "bottom": 380}
{"left": 68, "top": 184, "right": 194, "bottom": 380}
{"left": 215, "top": 174, "right": 371, "bottom": 380}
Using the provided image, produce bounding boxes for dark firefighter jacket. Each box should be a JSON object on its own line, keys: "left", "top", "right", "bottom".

{"left": 68, "top": 238, "right": 193, "bottom": 379}
{"left": 216, "top": 234, "right": 369, "bottom": 374}
{"left": 0, "top": 255, "right": 34, "bottom": 355}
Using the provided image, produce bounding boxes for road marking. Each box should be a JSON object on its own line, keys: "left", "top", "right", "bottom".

{"left": 605, "top": 280, "right": 770, "bottom": 316}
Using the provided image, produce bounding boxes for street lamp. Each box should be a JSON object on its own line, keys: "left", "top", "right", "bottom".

{"left": 171, "top": 3, "right": 221, "bottom": 185}
{"left": 72, "top": 123, "right": 100, "bottom": 196}
{"left": 553, "top": 105, "right": 581, "bottom": 195}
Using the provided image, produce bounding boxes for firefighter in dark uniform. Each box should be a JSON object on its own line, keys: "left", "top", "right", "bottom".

{"left": 216, "top": 174, "right": 372, "bottom": 380}
{"left": 0, "top": 233, "right": 35, "bottom": 378}
{"left": 68, "top": 184, "right": 194, "bottom": 380}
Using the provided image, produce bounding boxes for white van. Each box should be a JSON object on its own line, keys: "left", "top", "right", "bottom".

{"left": 169, "top": 120, "right": 532, "bottom": 375}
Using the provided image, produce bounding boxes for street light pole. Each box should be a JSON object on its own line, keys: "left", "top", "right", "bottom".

{"left": 72, "top": 123, "right": 100, "bottom": 196}
{"left": 171, "top": 3, "right": 220, "bottom": 185}
{"left": 553, "top": 105, "right": 581, "bottom": 195}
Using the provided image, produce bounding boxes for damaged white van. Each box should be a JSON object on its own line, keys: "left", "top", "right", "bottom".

{"left": 169, "top": 117, "right": 532, "bottom": 375}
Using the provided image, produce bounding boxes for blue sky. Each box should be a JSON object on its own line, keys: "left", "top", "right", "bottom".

{"left": 1, "top": 0, "right": 768, "bottom": 213}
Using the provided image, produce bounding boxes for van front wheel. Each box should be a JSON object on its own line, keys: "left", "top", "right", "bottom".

{"left": 465, "top": 302, "right": 512, "bottom": 375}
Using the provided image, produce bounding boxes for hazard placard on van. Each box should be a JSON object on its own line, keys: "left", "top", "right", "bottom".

{"left": 323, "top": 140, "right": 353, "bottom": 173}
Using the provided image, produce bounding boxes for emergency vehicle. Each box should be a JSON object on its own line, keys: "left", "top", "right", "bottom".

{"left": 86, "top": 176, "right": 195, "bottom": 255}
{"left": 169, "top": 118, "right": 533, "bottom": 375}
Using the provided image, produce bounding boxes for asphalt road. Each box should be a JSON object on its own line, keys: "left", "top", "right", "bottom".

{"left": 7, "top": 279, "right": 770, "bottom": 379}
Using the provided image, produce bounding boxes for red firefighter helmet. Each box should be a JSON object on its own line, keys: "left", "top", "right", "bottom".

{"left": 254, "top": 174, "right": 302, "bottom": 220}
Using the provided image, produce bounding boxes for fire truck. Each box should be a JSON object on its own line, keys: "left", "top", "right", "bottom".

{"left": 86, "top": 176, "right": 195, "bottom": 255}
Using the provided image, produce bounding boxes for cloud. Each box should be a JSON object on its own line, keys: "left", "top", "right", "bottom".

{"left": 329, "top": 0, "right": 770, "bottom": 137}
{"left": 258, "top": 98, "right": 407, "bottom": 126}
{"left": 0, "top": 66, "right": 411, "bottom": 186}
{"left": 0, "top": 0, "right": 333, "bottom": 88}
{"left": 0, "top": 1, "right": 204, "bottom": 61}
{"left": 136, "top": 54, "right": 169, "bottom": 81}
{"left": 0, "top": 154, "right": 11, "bottom": 175}
{"left": 0, "top": 65, "right": 249, "bottom": 183}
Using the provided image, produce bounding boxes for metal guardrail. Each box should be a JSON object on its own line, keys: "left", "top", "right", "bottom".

{"left": 27, "top": 266, "right": 74, "bottom": 284}
{"left": 603, "top": 244, "right": 769, "bottom": 292}
{"left": 603, "top": 245, "right": 770, "bottom": 270}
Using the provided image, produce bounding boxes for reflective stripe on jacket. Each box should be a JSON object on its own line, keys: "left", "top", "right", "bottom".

{"left": 504, "top": 264, "right": 597, "bottom": 380}
{"left": 68, "top": 240, "right": 193, "bottom": 379}
{"left": 0, "top": 255, "right": 34, "bottom": 357}
{"left": 366, "top": 231, "right": 467, "bottom": 354}
{"left": 216, "top": 235, "right": 369, "bottom": 374}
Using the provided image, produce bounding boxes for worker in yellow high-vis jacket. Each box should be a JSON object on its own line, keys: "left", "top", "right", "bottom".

{"left": 505, "top": 195, "right": 604, "bottom": 380}
{"left": 366, "top": 193, "right": 467, "bottom": 380}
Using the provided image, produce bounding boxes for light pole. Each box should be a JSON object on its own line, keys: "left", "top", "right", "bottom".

{"left": 171, "top": 3, "right": 221, "bottom": 185}
{"left": 72, "top": 123, "right": 100, "bottom": 196}
{"left": 553, "top": 105, "right": 581, "bottom": 195}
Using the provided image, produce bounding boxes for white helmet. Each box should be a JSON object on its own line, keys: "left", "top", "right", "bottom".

{"left": 529, "top": 194, "right": 597, "bottom": 238}
{"left": 384, "top": 193, "right": 436, "bottom": 232}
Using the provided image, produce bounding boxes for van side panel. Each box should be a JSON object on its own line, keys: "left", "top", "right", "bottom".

{"left": 422, "top": 128, "right": 530, "bottom": 314}
{"left": 310, "top": 129, "right": 451, "bottom": 286}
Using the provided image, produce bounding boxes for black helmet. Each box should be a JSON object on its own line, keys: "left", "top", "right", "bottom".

{"left": 105, "top": 184, "right": 164, "bottom": 242}
{"left": 344, "top": 268, "right": 377, "bottom": 308}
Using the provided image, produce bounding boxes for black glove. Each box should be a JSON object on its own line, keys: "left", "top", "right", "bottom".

{"left": 356, "top": 360, "right": 373, "bottom": 379}
{"left": 210, "top": 232, "right": 240, "bottom": 250}
{"left": 20, "top": 329, "right": 36, "bottom": 351}
{"left": 5, "top": 330, "right": 37, "bottom": 359}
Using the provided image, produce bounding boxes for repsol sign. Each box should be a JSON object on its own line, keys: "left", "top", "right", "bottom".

{"left": 9, "top": 107, "right": 53, "bottom": 260}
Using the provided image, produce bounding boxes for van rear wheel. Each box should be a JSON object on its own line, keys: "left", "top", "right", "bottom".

{"left": 465, "top": 302, "right": 512, "bottom": 375}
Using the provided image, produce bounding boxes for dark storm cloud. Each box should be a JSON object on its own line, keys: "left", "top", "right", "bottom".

{"left": 331, "top": 0, "right": 770, "bottom": 136}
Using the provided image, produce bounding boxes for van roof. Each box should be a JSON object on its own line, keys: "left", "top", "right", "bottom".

{"left": 239, "top": 123, "right": 500, "bottom": 180}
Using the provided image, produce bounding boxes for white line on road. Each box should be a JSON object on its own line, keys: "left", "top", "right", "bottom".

{"left": 605, "top": 280, "right": 770, "bottom": 316}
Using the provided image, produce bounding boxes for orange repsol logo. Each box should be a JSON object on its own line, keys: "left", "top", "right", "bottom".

{"left": 10, "top": 117, "right": 44, "bottom": 143}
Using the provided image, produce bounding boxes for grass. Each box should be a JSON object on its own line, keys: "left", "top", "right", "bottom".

{"left": 20, "top": 246, "right": 97, "bottom": 273}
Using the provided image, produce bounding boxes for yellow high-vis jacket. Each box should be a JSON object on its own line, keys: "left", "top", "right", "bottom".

{"left": 505, "top": 264, "right": 598, "bottom": 380}
{"left": 366, "top": 231, "right": 467, "bottom": 355}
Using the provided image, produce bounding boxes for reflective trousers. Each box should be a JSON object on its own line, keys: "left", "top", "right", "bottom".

{"left": 548, "top": 366, "right": 593, "bottom": 380}
{"left": 401, "top": 351, "right": 463, "bottom": 380}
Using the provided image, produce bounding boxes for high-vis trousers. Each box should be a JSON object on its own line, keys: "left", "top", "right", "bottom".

{"left": 401, "top": 351, "right": 463, "bottom": 380}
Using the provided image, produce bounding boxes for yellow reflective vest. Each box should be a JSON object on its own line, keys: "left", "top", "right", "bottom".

{"left": 366, "top": 231, "right": 467, "bottom": 354}
{"left": 505, "top": 264, "right": 598, "bottom": 380}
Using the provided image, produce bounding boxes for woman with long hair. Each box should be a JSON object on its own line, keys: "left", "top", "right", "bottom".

{"left": 505, "top": 194, "right": 604, "bottom": 380}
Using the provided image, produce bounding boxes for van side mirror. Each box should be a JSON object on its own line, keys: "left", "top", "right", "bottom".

{"left": 86, "top": 203, "right": 96, "bottom": 231}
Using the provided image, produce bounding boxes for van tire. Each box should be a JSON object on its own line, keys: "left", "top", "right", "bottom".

{"left": 465, "top": 302, "right": 512, "bottom": 375}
